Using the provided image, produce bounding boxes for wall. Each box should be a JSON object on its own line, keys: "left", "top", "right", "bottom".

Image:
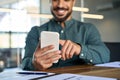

{"left": 84, "top": 0, "right": 120, "bottom": 42}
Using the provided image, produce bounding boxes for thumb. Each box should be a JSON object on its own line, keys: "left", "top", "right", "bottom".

{"left": 59, "top": 40, "right": 65, "bottom": 46}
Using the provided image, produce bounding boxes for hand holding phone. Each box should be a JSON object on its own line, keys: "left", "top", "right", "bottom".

{"left": 40, "top": 31, "right": 59, "bottom": 63}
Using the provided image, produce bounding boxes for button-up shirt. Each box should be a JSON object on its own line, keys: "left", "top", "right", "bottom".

{"left": 22, "top": 18, "right": 110, "bottom": 70}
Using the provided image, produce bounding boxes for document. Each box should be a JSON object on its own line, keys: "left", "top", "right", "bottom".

{"left": 0, "top": 68, "right": 54, "bottom": 80}
{"left": 39, "top": 73, "right": 117, "bottom": 80}
{"left": 95, "top": 61, "right": 120, "bottom": 68}
{"left": 0, "top": 68, "right": 118, "bottom": 80}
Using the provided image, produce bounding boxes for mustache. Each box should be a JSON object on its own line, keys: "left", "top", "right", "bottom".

{"left": 53, "top": 7, "right": 68, "bottom": 11}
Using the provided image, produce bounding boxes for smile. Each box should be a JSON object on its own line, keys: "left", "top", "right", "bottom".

{"left": 57, "top": 10, "right": 66, "bottom": 15}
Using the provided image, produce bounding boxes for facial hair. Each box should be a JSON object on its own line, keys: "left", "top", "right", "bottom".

{"left": 51, "top": 7, "right": 72, "bottom": 22}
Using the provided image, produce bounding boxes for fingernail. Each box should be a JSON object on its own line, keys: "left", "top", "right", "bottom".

{"left": 57, "top": 51, "right": 61, "bottom": 54}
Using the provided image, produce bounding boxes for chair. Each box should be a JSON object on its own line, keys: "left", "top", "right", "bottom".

{"left": 104, "top": 42, "right": 120, "bottom": 62}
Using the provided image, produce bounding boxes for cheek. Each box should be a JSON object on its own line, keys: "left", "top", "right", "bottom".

{"left": 52, "top": 3, "right": 58, "bottom": 8}
{"left": 68, "top": 4, "right": 73, "bottom": 9}
{"left": 51, "top": 6, "right": 57, "bottom": 10}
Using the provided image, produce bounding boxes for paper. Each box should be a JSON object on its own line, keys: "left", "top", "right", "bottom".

{"left": 95, "top": 61, "right": 120, "bottom": 68}
{"left": 0, "top": 68, "right": 54, "bottom": 80}
{"left": 0, "top": 67, "right": 118, "bottom": 80}
{"left": 39, "top": 73, "right": 117, "bottom": 80}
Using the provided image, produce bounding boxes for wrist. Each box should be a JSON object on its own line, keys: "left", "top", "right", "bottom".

{"left": 76, "top": 43, "right": 82, "bottom": 55}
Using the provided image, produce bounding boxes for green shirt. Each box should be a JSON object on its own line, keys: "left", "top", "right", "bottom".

{"left": 22, "top": 18, "right": 110, "bottom": 70}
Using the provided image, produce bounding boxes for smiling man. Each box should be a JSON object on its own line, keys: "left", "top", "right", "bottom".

{"left": 22, "top": 0, "right": 110, "bottom": 71}
{"left": 51, "top": 0, "right": 74, "bottom": 23}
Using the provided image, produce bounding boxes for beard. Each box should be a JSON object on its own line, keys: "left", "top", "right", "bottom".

{"left": 51, "top": 7, "right": 72, "bottom": 22}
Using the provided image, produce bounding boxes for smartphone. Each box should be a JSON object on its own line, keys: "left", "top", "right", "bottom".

{"left": 40, "top": 31, "right": 59, "bottom": 63}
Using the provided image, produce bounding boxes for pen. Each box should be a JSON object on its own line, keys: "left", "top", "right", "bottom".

{"left": 17, "top": 72, "right": 48, "bottom": 75}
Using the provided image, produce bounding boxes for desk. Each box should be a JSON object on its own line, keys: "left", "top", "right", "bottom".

{"left": 45, "top": 65, "right": 120, "bottom": 79}
{"left": 0, "top": 65, "right": 120, "bottom": 80}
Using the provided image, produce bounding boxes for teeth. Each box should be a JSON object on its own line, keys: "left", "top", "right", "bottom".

{"left": 58, "top": 10, "right": 65, "bottom": 13}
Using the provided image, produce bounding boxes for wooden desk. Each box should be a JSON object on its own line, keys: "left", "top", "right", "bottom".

{"left": 45, "top": 65, "right": 120, "bottom": 79}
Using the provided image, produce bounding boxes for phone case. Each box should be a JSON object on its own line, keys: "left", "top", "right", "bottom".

{"left": 40, "top": 31, "right": 59, "bottom": 63}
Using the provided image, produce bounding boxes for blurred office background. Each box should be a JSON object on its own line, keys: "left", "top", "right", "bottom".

{"left": 0, "top": 0, "right": 120, "bottom": 68}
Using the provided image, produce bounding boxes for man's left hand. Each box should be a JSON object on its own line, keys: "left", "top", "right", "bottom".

{"left": 59, "top": 40, "right": 81, "bottom": 60}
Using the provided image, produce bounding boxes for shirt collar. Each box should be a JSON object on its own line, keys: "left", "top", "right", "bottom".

{"left": 51, "top": 18, "right": 74, "bottom": 28}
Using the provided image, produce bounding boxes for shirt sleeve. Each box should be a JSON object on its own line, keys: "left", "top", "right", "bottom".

{"left": 21, "top": 26, "right": 39, "bottom": 70}
{"left": 79, "top": 23, "right": 110, "bottom": 64}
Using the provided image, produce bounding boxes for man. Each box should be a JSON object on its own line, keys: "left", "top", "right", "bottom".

{"left": 22, "top": 0, "right": 110, "bottom": 71}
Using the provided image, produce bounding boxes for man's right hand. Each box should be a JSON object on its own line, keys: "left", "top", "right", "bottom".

{"left": 32, "top": 44, "right": 61, "bottom": 70}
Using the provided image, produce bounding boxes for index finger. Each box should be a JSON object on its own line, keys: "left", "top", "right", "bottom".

{"left": 59, "top": 40, "right": 65, "bottom": 46}
{"left": 40, "top": 45, "right": 54, "bottom": 54}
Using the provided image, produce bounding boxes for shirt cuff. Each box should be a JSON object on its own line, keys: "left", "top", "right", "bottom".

{"left": 78, "top": 43, "right": 93, "bottom": 64}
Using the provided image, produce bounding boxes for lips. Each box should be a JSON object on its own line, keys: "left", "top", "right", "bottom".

{"left": 53, "top": 7, "right": 68, "bottom": 16}
{"left": 56, "top": 9, "right": 66, "bottom": 16}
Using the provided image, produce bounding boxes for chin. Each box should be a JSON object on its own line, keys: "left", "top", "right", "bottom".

{"left": 56, "top": 18, "right": 67, "bottom": 22}
{"left": 55, "top": 15, "right": 69, "bottom": 21}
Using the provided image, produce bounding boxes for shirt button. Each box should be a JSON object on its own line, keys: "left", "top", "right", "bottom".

{"left": 58, "top": 22, "right": 60, "bottom": 24}
{"left": 61, "top": 30, "right": 64, "bottom": 33}
{"left": 90, "top": 60, "right": 93, "bottom": 62}
{"left": 81, "top": 53, "right": 84, "bottom": 56}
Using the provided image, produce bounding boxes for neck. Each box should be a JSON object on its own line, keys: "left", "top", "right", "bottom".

{"left": 59, "top": 16, "right": 72, "bottom": 28}
{"left": 60, "top": 22, "right": 65, "bottom": 28}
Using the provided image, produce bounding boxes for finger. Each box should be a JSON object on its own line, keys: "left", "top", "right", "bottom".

{"left": 41, "top": 45, "right": 54, "bottom": 54}
{"left": 34, "top": 45, "right": 54, "bottom": 59}
{"left": 40, "top": 50, "right": 61, "bottom": 64}
{"left": 61, "top": 40, "right": 70, "bottom": 60}
{"left": 34, "top": 50, "right": 61, "bottom": 69}
{"left": 41, "top": 50, "right": 61, "bottom": 60}
{"left": 44, "top": 55, "right": 61, "bottom": 64}
{"left": 59, "top": 40, "right": 65, "bottom": 46}
{"left": 69, "top": 46, "right": 75, "bottom": 58}
{"left": 65, "top": 43, "right": 73, "bottom": 59}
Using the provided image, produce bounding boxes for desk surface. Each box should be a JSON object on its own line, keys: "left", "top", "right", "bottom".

{"left": 1, "top": 64, "right": 120, "bottom": 80}
{"left": 45, "top": 65, "right": 120, "bottom": 79}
